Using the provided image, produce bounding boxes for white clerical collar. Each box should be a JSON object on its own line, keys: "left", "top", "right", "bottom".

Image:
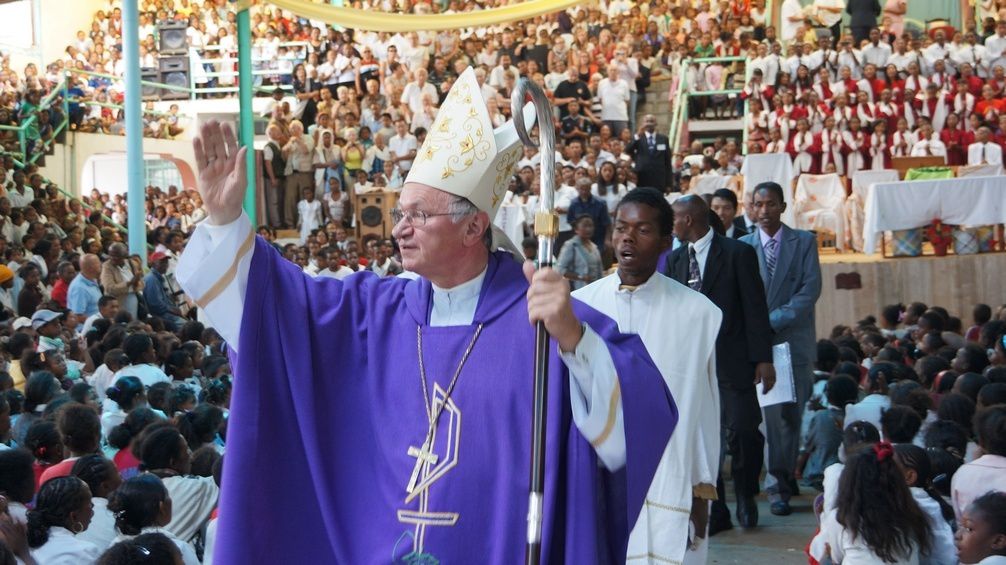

{"left": 616, "top": 271, "right": 658, "bottom": 294}
{"left": 430, "top": 265, "right": 488, "bottom": 326}
{"left": 690, "top": 226, "right": 714, "bottom": 255}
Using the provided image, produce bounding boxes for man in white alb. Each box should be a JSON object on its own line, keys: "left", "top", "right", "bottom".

{"left": 574, "top": 188, "right": 721, "bottom": 565}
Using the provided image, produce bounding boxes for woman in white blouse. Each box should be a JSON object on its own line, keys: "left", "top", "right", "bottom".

{"left": 27, "top": 476, "right": 101, "bottom": 565}
{"left": 72, "top": 454, "right": 123, "bottom": 553}
{"left": 107, "top": 474, "right": 200, "bottom": 565}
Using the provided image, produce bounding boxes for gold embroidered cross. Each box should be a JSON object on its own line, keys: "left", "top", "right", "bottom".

{"left": 406, "top": 441, "right": 439, "bottom": 494}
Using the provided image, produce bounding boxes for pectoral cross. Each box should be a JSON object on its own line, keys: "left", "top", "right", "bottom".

{"left": 406, "top": 441, "right": 439, "bottom": 494}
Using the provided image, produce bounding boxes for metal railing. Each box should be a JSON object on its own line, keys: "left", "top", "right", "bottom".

{"left": 0, "top": 75, "right": 70, "bottom": 165}
{"left": 666, "top": 56, "right": 749, "bottom": 155}
{"left": 186, "top": 41, "right": 309, "bottom": 98}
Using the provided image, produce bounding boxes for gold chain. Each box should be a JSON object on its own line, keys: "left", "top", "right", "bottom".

{"left": 416, "top": 323, "right": 484, "bottom": 442}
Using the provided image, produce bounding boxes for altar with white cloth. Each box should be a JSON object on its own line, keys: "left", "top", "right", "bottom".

{"left": 863, "top": 175, "right": 1006, "bottom": 254}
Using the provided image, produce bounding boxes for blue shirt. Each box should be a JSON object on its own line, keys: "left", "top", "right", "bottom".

{"left": 142, "top": 270, "right": 174, "bottom": 316}
{"left": 567, "top": 195, "right": 610, "bottom": 250}
{"left": 66, "top": 275, "right": 101, "bottom": 317}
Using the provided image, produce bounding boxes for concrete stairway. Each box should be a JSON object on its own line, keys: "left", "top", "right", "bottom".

{"left": 638, "top": 77, "right": 744, "bottom": 151}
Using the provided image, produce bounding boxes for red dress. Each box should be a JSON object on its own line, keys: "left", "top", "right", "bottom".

{"left": 940, "top": 128, "right": 967, "bottom": 166}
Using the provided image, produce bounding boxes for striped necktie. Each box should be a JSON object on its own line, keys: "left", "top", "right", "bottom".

{"left": 765, "top": 237, "right": 778, "bottom": 281}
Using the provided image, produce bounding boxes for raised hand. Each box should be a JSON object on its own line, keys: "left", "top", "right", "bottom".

{"left": 193, "top": 120, "right": 248, "bottom": 225}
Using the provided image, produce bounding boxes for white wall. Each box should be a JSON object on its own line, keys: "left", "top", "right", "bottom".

{"left": 39, "top": 131, "right": 195, "bottom": 197}
{"left": 6, "top": 0, "right": 108, "bottom": 72}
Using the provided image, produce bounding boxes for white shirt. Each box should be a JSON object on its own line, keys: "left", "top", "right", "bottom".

{"left": 77, "top": 497, "right": 117, "bottom": 552}
{"left": 689, "top": 227, "right": 715, "bottom": 279}
{"left": 430, "top": 267, "right": 486, "bottom": 326}
{"left": 968, "top": 141, "right": 1003, "bottom": 165}
{"left": 862, "top": 42, "right": 893, "bottom": 68}
{"left": 910, "top": 487, "right": 957, "bottom": 565}
{"left": 30, "top": 526, "right": 102, "bottom": 565}
{"left": 114, "top": 363, "right": 170, "bottom": 388}
{"left": 389, "top": 133, "right": 418, "bottom": 172}
{"left": 780, "top": 0, "right": 804, "bottom": 42}
{"left": 597, "top": 78, "right": 630, "bottom": 121}
{"left": 111, "top": 526, "right": 200, "bottom": 565}
{"left": 400, "top": 81, "right": 438, "bottom": 114}
{"left": 555, "top": 184, "right": 579, "bottom": 231}
{"left": 844, "top": 393, "right": 891, "bottom": 431}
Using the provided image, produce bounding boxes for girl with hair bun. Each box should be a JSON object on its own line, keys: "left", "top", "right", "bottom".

{"left": 26, "top": 476, "right": 101, "bottom": 563}
{"left": 107, "top": 407, "right": 159, "bottom": 480}
{"left": 106, "top": 474, "right": 199, "bottom": 565}
{"left": 101, "top": 376, "right": 146, "bottom": 440}
{"left": 24, "top": 420, "right": 64, "bottom": 492}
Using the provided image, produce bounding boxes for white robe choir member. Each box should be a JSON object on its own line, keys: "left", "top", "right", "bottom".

{"left": 967, "top": 141, "right": 1004, "bottom": 165}
{"left": 890, "top": 130, "right": 917, "bottom": 158}
{"left": 820, "top": 129, "right": 845, "bottom": 175}
{"left": 791, "top": 130, "right": 815, "bottom": 174}
{"left": 843, "top": 130, "right": 868, "bottom": 177}
{"left": 573, "top": 273, "right": 721, "bottom": 565}
{"left": 911, "top": 136, "right": 947, "bottom": 158}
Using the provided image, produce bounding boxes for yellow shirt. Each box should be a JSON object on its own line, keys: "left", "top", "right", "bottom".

{"left": 9, "top": 361, "right": 25, "bottom": 392}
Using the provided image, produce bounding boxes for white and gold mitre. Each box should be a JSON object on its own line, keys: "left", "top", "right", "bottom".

{"left": 405, "top": 67, "right": 532, "bottom": 220}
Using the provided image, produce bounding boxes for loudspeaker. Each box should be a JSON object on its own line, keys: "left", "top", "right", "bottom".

{"left": 158, "top": 56, "right": 189, "bottom": 100}
{"left": 158, "top": 20, "right": 188, "bottom": 55}
{"left": 354, "top": 190, "right": 399, "bottom": 240}
{"left": 141, "top": 68, "right": 159, "bottom": 100}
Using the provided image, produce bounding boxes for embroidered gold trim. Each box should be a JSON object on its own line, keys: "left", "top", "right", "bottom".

{"left": 590, "top": 380, "right": 621, "bottom": 448}
{"left": 194, "top": 230, "right": 254, "bottom": 308}
{"left": 645, "top": 499, "right": 690, "bottom": 514}
{"left": 626, "top": 552, "right": 683, "bottom": 564}
{"left": 396, "top": 509, "right": 460, "bottom": 527}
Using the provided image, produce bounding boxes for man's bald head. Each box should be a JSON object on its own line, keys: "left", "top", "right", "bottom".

{"left": 81, "top": 254, "right": 102, "bottom": 279}
{"left": 671, "top": 195, "right": 710, "bottom": 243}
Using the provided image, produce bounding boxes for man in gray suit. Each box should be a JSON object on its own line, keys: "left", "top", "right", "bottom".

{"left": 740, "top": 181, "right": 822, "bottom": 517}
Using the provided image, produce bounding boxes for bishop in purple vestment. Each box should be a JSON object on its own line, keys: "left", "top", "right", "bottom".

{"left": 178, "top": 68, "right": 677, "bottom": 565}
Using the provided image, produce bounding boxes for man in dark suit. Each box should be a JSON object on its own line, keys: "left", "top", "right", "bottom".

{"left": 666, "top": 195, "right": 776, "bottom": 531}
{"left": 710, "top": 188, "right": 748, "bottom": 239}
{"left": 846, "top": 0, "right": 881, "bottom": 45}
{"left": 740, "top": 182, "right": 822, "bottom": 517}
{"left": 624, "top": 114, "right": 671, "bottom": 191}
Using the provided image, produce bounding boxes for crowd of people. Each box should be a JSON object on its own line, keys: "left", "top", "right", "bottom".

{"left": 801, "top": 300, "right": 1006, "bottom": 565}
{"left": 699, "top": 5, "right": 1006, "bottom": 178}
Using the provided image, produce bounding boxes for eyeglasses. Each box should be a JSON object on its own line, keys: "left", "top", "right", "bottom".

{"left": 390, "top": 208, "right": 456, "bottom": 226}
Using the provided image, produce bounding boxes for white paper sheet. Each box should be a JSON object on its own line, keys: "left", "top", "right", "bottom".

{"left": 758, "top": 342, "right": 797, "bottom": 408}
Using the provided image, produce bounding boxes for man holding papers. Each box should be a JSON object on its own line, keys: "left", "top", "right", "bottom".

{"left": 665, "top": 195, "right": 775, "bottom": 532}
{"left": 740, "top": 182, "right": 822, "bottom": 518}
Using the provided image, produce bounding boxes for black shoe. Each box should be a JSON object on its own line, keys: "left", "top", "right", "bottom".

{"left": 770, "top": 501, "right": 792, "bottom": 516}
{"left": 708, "top": 516, "right": 733, "bottom": 536}
{"left": 736, "top": 496, "right": 759, "bottom": 528}
{"left": 708, "top": 499, "right": 733, "bottom": 536}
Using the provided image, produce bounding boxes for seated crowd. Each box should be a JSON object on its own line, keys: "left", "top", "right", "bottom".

{"left": 799, "top": 301, "right": 1006, "bottom": 564}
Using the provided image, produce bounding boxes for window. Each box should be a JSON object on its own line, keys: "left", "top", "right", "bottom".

{"left": 0, "top": 1, "right": 35, "bottom": 49}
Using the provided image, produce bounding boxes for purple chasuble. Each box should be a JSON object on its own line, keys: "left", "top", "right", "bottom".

{"left": 216, "top": 240, "right": 676, "bottom": 564}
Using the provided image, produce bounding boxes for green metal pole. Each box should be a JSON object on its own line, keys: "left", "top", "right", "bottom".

{"left": 237, "top": 7, "right": 257, "bottom": 222}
